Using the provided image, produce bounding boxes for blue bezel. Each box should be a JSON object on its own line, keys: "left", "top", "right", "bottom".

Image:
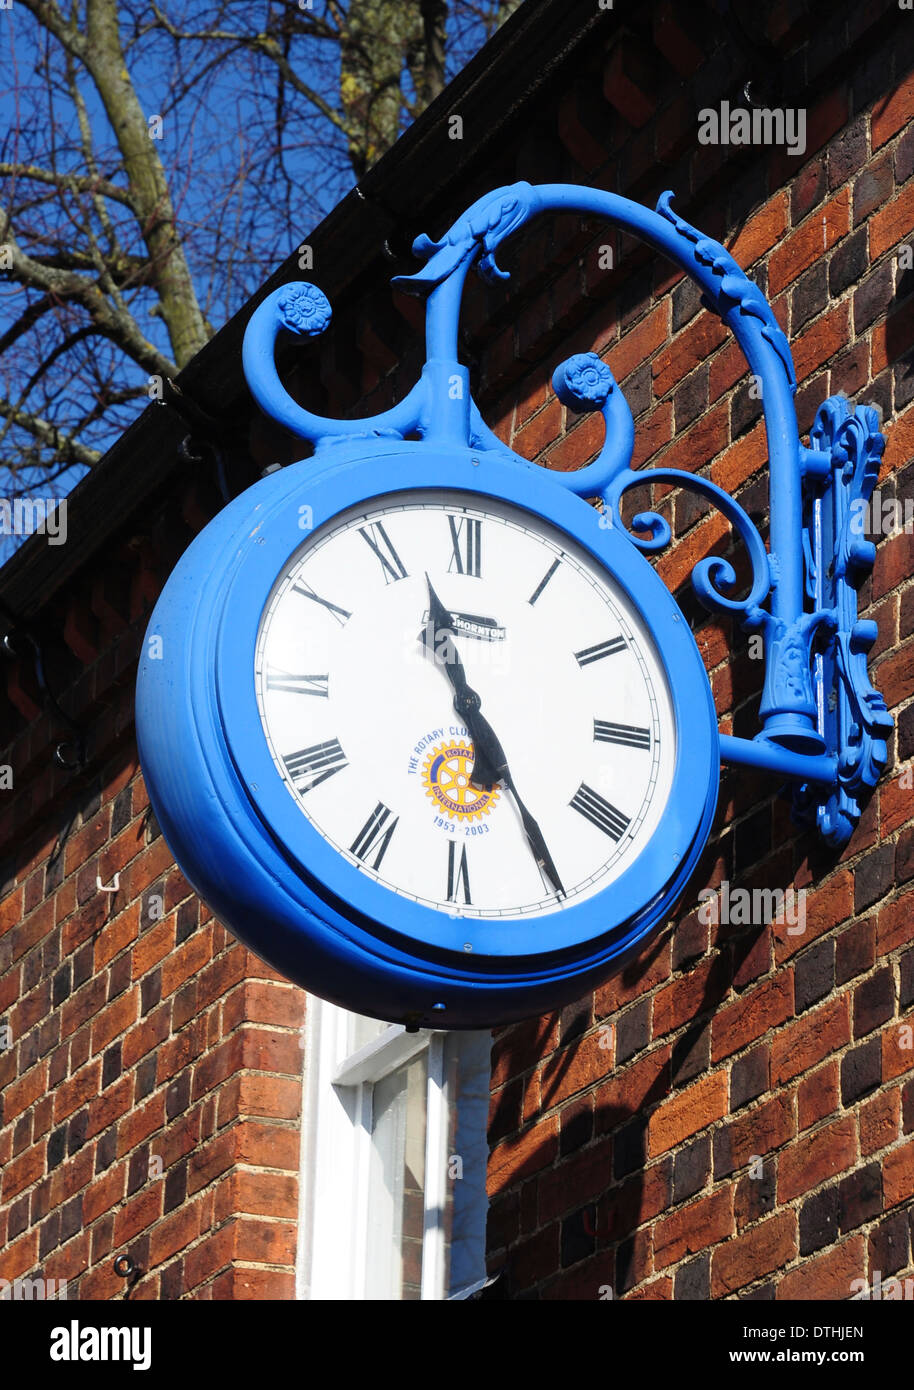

{"left": 136, "top": 443, "right": 719, "bottom": 1027}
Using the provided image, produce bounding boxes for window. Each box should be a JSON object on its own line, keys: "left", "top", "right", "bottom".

{"left": 298, "top": 997, "right": 490, "bottom": 1300}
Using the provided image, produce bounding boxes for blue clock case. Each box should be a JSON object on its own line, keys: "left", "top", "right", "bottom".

{"left": 136, "top": 442, "right": 719, "bottom": 1028}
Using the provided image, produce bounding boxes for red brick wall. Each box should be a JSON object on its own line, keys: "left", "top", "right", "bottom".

{"left": 0, "top": 532, "right": 307, "bottom": 1298}
{"left": 1, "top": 0, "right": 913, "bottom": 1301}
{"left": 470, "top": 15, "right": 914, "bottom": 1300}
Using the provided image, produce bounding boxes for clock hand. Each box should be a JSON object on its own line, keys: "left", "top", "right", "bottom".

{"left": 423, "top": 576, "right": 502, "bottom": 788}
{"left": 423, "top": 574, "right": 466, "bottom": 686}
{"left": 423, "top": 576, "right": 565, "bottom": 898}
{"left": 461, "top": 705, "right": 565, "bottom": 897}
{"left": 501, "top": 771, "right": 566, "bottom": 898}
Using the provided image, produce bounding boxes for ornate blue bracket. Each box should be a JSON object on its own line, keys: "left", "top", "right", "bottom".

{"left": 241, "top": 182, "right": 892, "bottom": 847}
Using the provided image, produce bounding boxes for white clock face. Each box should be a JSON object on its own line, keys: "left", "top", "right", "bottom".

{"left": 254, "top": 491, "right": 677, "bottom": 921}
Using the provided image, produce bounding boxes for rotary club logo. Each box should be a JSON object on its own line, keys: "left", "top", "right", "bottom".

{"left": 422, "top": 740, "right": 499, "bottom": 822}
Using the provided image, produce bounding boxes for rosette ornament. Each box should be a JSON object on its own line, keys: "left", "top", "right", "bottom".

{"left": 553, "top": 353, "right": 615, "bottom": 411}
{"left": 277, "top": 282, "right": 332, "bottom": 337}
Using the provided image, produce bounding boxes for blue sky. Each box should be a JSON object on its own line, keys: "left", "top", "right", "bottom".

{"left": 0, "top": 1, "right": 503, "bottom": 563}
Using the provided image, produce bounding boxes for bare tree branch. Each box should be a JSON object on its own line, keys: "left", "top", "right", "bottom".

{"left": 2, "top": 230, "right": 177, "bottom": 377}
{"left": 148, "top": 3, "right": 357, "bottom": 142}
{"left": 0, "top": 0, "right": 507, "bottom": 497}
{"left": 0, "top": 399, "right": 102, "bottom": 468}
{"left": 82, "top": 0, "right": 208, "bottom": 366}
{"left": 0, "top": 163, "right": 136, "bottom": 210}
{"left": 17, "top": 0, "right": 87, "bottom": 58}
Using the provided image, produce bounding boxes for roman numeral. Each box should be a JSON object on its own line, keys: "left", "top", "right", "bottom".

{"left": 292, "top": 581, "right": 351, "bottom": 626}
{"left": 570, "top": 784, "right": 630, "bottom": 841}
{"left": 575, "top": 636, "right": 627, "bottom": 666}
{"left": 446, "top": 842, "right": 471, "bottom": 904}
{"left": 283, "top": 738, "right": 348, "bottom": 791}
{"left": 594, "top": 720, "right": 651, "bottom": 750}
{"left": 447, "top": 515, "right": 482, "bottom": 577}
{"left": 359, "top": 522, "right": 408, "bottom": 583}
{"left": 528, "top": 557, "right": 560, "bottom": 605}
{"left": 350, "top": 802, "right": 399, "bottom": 870}
{"left": 266, "top": 668, "right": 329, "bottom": 698}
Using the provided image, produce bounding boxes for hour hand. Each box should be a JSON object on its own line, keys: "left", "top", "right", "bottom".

{"left": 421, "top": 575, "right": 464, "bottom": 687}
{"left": 421, "top": 575, "right": 500, "bottom": 787}
{"left": 455, "top": 696, "right": 506, "bottom": 792}
{"left": 421, "top": 580, "right": 563, "bottom": 894}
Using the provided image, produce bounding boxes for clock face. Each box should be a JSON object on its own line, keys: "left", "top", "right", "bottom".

{"left": 254, "top": 490, "right": 677, "bottom": 922}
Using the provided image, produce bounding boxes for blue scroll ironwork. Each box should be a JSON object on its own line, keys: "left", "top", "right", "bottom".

{"left": 241, "top": 181, "right": 892, "bottom": 847}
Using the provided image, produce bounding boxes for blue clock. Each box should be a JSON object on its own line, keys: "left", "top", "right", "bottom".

{"left": 137, "top": 434, "right": 718, "bottom": 1028}
{"left": 136, "top": 181, "right": 889, "bottom": 1028}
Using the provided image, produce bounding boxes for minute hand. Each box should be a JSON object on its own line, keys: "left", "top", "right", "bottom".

{"left": 424, "top": 576, "right": 564, "bottom": 897}
{"left": 501, "top": 768, "right": 566, "bottom": 898}
{"left": 461, "top": 703, "right": 565, "bottom": 898}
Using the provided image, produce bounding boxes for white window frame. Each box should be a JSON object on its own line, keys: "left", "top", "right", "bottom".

{"left": 297, "top": 995, "right": 488, "bottom": 1300}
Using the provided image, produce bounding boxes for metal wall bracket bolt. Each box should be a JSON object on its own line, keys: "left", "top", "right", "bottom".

{"left": 113, "top": 1253, "right": 142, "bottom": 1293}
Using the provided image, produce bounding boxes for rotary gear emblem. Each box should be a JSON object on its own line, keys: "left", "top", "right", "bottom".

{"left": 422, "top": 740, "right": 499, "bottom": 821}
